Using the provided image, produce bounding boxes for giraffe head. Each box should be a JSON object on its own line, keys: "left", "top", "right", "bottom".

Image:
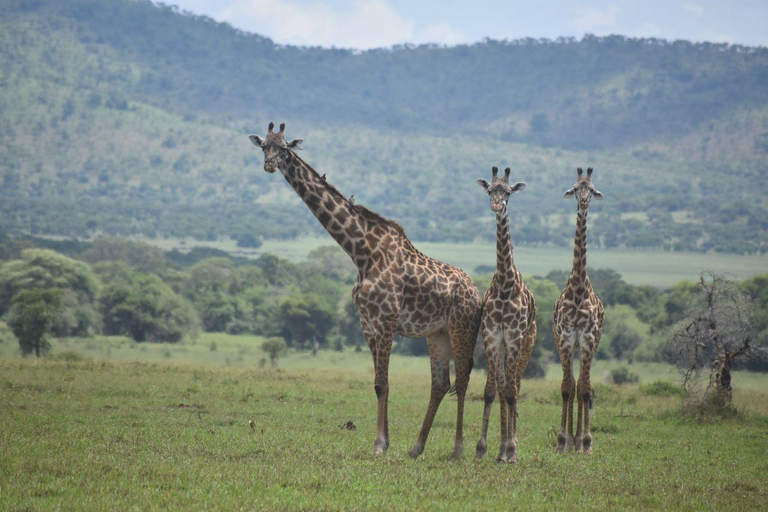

{"left": 248, "top": 122, "right": 304, "bottom": 173}
{"left": 476, "top": 166, "right": 526, "bottom": 213}
{"left": 563, "top": 167, "right": 603, "bottom": 211}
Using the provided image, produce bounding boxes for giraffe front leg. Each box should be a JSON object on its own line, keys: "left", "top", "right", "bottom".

{"left": 493, "top": 356, "right": 509, "bottom": 463}
{"left": 501, "top": 363, "right": 519, "bottom": 464}
{"left": 368, "top": 337, "right": 393, "bottom": 456}
{"left": 409, "top": 332, "right": 452, "bottom": 458}
{"left": 475, "top": 362, "right": 496, "bottom": 460}
{"left": 556, "top": 348, "right": 575, "bottom": 453}
{"left": 576, "top": 348, "right": 595, "bottom": 454}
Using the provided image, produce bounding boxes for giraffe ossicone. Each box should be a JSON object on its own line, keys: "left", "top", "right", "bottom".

{"left": 474, "top": 166, "right": 536, "bottom": 464}
{"left": 249, "top": 122, "right": 483, "bottom": 458}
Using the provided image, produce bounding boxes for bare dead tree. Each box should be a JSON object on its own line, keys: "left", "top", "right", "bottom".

{"left": 667, "top": 272, "right": 766, "bottom": 416}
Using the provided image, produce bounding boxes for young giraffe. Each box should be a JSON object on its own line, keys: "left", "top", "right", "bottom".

{"left": 249, "top": 123, "right": 483, "bottom": 457}
{"left": 553, "top": 167, "right": 605, "bottom": 454}
{"left": 475, "top": 167, "right": 537, "bottom": 463}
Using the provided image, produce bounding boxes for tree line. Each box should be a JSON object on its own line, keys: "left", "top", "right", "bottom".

{"left": 1, "top": 234, "right": 766, "bottom": 376}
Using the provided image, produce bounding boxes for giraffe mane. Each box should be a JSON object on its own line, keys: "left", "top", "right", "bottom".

{"left": 290, "top": 151, "right": 411, "bottom": 241}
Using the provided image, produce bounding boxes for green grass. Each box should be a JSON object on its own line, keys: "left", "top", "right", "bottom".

{"left": 1, "top": 347, "right": 766, "bottom": 510}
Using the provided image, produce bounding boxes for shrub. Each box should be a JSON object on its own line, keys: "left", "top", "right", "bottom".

{"left": 610, "top": 366, "right": 639, "bottom": 385}
{"left": 640, "top": 380, "right": 683, "bottom": 397}
{"left": 52, "top": 350, "right": 87, "bottom": 362}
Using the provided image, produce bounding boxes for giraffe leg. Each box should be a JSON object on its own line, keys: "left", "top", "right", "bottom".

{"left": 494, "top": 350, "right": 509, "bottom": 463}
{"left": 505, "top": 322, "right": 536, "bottom": 462}
{"left": 367, "top": 333, "right": 393, "bottom": 456}
{"left": 475, "top": 354, "right": 496, "bottom": 460}
{"left": 449, "top": 328, "right": 474, "bottom": 459}
{"left": 576, "top": 347, "right": 595, "bottom": 454}
{"left": 501, "top": 343, "right": 521, "bottom": 464}
{"left": 556, "top": 347, "right": 575, "bottom": 453}
{"left": 408, "top": 331, "right": 452, "bottom": 458}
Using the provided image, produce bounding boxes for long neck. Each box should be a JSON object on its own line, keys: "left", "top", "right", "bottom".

{"left": 494, "top": 209, "right": 519, "bottom": 293}
{"left": 568, "top": 207, "right": 589, "bottom": 291}
{"left": 280, "top": 153, "right": 366, "bottom": 262}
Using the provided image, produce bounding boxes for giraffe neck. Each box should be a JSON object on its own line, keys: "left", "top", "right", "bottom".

{"left": 494, "top": 209, "right": 520, "bottom": 294}
{"left": 280, "top": 152, "right": 367, "bottom": 263}
{"left": 568, "top": 207, "right": 590, "bottom": 294}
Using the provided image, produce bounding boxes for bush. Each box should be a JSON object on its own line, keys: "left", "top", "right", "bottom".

{"left": 52, "top": 350, "right": 87, "bottom": 362}
{"left": 640, "top": 380, "right": 683, "bottom": 397}
{"left": 610, "top": 366, "right": 639, "bottom": 385}
{"left": 523, "top": 358, "right": 547, "bottom": 379}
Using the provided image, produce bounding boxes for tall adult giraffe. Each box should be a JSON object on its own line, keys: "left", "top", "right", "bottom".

{"left": 552, "top": 167, "right": 605, "bottom": 454}
{"left": 249, "top": 123, "right": 483, "bottom": 457}
{"left": 475, "top": 167, "right": 537, "bottom": 463}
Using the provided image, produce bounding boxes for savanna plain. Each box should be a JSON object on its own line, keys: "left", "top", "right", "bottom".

{"left": 1, "top": 334, "right": 766, "bottom": 511}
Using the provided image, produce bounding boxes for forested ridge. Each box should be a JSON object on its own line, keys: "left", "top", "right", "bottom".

{"left": 1, "top": 0, "right": 767, "bottom": 252}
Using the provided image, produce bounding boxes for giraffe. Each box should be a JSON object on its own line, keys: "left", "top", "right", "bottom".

{"left": 552, "top": 167, "right": 605, "bottom": 454}
{"left": 474, "top": 166, "right": 537, "bottom": 463}
{"left": 249, "top": 123, "right": 483, "bottom": 457}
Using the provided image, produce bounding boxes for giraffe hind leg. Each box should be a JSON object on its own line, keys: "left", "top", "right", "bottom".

{"left": 475, "top": 359, "right": 495, "bottom": 460}
{"left": 409, "top": 331, "right": 452, "bottom": 458}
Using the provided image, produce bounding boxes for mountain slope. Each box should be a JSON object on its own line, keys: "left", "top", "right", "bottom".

{"left": 0, "top": 0, "right": 766, "bottom": 253}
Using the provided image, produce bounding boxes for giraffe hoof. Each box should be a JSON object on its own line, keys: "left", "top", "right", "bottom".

{"left": 408, "top": 444, "right": 424, "bottom": 459}
{"left": 475, "top": 442, "right": 487, "bottom": 460}
{"left": 373, "top": 438, "right": 389, "bottom": 456}
{"left": 451, "top": 445, "right": 464, "bottom": 459}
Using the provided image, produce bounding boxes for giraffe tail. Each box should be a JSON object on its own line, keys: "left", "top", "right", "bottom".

{"left": 447, "top": 357, "right": 473, "bottom": 396}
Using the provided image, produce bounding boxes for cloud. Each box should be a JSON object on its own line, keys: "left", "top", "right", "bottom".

{"left": 683, "top": 4, "right": 705, "bottom": 17}
{"left": 215, "top": 0, "right": 465, "bottom": 49}
{"left": 573, "top": 4, "right": 620, "bottom": 34}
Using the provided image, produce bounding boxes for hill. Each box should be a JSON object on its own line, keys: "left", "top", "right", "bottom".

{"left": 1, "top": 0, "right": 767, "bottom": 252}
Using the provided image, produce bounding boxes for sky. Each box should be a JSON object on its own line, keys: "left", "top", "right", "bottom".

{"left": 167, "top": 0, "right": 768, "bottom": 50}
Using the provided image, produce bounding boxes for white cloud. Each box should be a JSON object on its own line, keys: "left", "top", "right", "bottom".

{"left": 683, "top": 4, "right": 705, "bottom": 17}
{"left": 573, "top": 4, "right": 620, "bottom": 34}
{"left": 215, "top": 0, "right": 465, "bottom": 49}
{"left": 417, "top": 22, "right": 466, "bottom": 46}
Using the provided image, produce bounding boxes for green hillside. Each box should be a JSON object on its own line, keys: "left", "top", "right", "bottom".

{"left": 1, "top": 0, "right": 767, "bottom": 252}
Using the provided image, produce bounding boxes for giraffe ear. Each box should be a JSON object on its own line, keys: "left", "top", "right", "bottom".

{"left": 509, "top": 182, "right": 526, "bottom": 194}
{"left": 249, "top": 135, "right": 264, "bottom": 147}
{"left": 286, "top": 138, "right": 304, "bottom": 149}
{"left": 592, "top": 189, "right": 604, "bottom": 200}
{"left": 563, "top": 187, "right": 576, "bottom": 198}
{"left": 476, "top": 179, "right": 491, "bottom": 191}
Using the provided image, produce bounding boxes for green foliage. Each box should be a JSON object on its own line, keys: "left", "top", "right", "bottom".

{"left": 610, "top": 366, "right": 640, "bottom": 385}
{"left": 279, "top": 294, "right": 336, "bottom": 349}
{"left": 8, "top": 288, "right": 63, "bottom": 357}
{"left": 0, "top": 249, "right": 100, "bottom": 335}
{"left": 0, "top": 0, "right": 766, "bottom": 252}
{"left": 95, "top": 262, "right": 199, "bottom": 342}
{"left": 0, "top": 321, "right": 16, "bottom": 344}
{"left": 261, "top": 336, "right": 287, "bottom": 368}
{"left": 640, "top": 380, "right": 684, "bottom": 397}
{"left": 80, "top": 236, "right": 169, "bottom": 274}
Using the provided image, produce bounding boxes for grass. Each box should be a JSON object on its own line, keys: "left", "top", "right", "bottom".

{"left": 139, "top": 235, "right": 768, "bottom": 289}
{"left": 1, "top": 336, "right": 767, "bottom": 510}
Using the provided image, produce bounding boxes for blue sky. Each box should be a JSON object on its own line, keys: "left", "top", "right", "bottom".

{"left": 169, "top": 0, "right": 768, "bottom": 49}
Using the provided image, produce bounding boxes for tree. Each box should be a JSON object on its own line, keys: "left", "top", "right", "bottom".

{"left": 667, "top": 272, "right": 767, "bottom": 415}
{"left": 279, "top": 294, "right": 336, "bottom": 351}
{"left": 0, "top": 249, "right": 100, "bottom": 336}
{"left": 95, "top": 262, "right": 199, "bottom": 342}
{"left": 8, "top": 289, "right": 63, "bottom": 357}
{"left": 80, "top": 236, "right": 169, "bottom": 275}
{"left": 261, "top": 337, "right": 287, "bottom": 368}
